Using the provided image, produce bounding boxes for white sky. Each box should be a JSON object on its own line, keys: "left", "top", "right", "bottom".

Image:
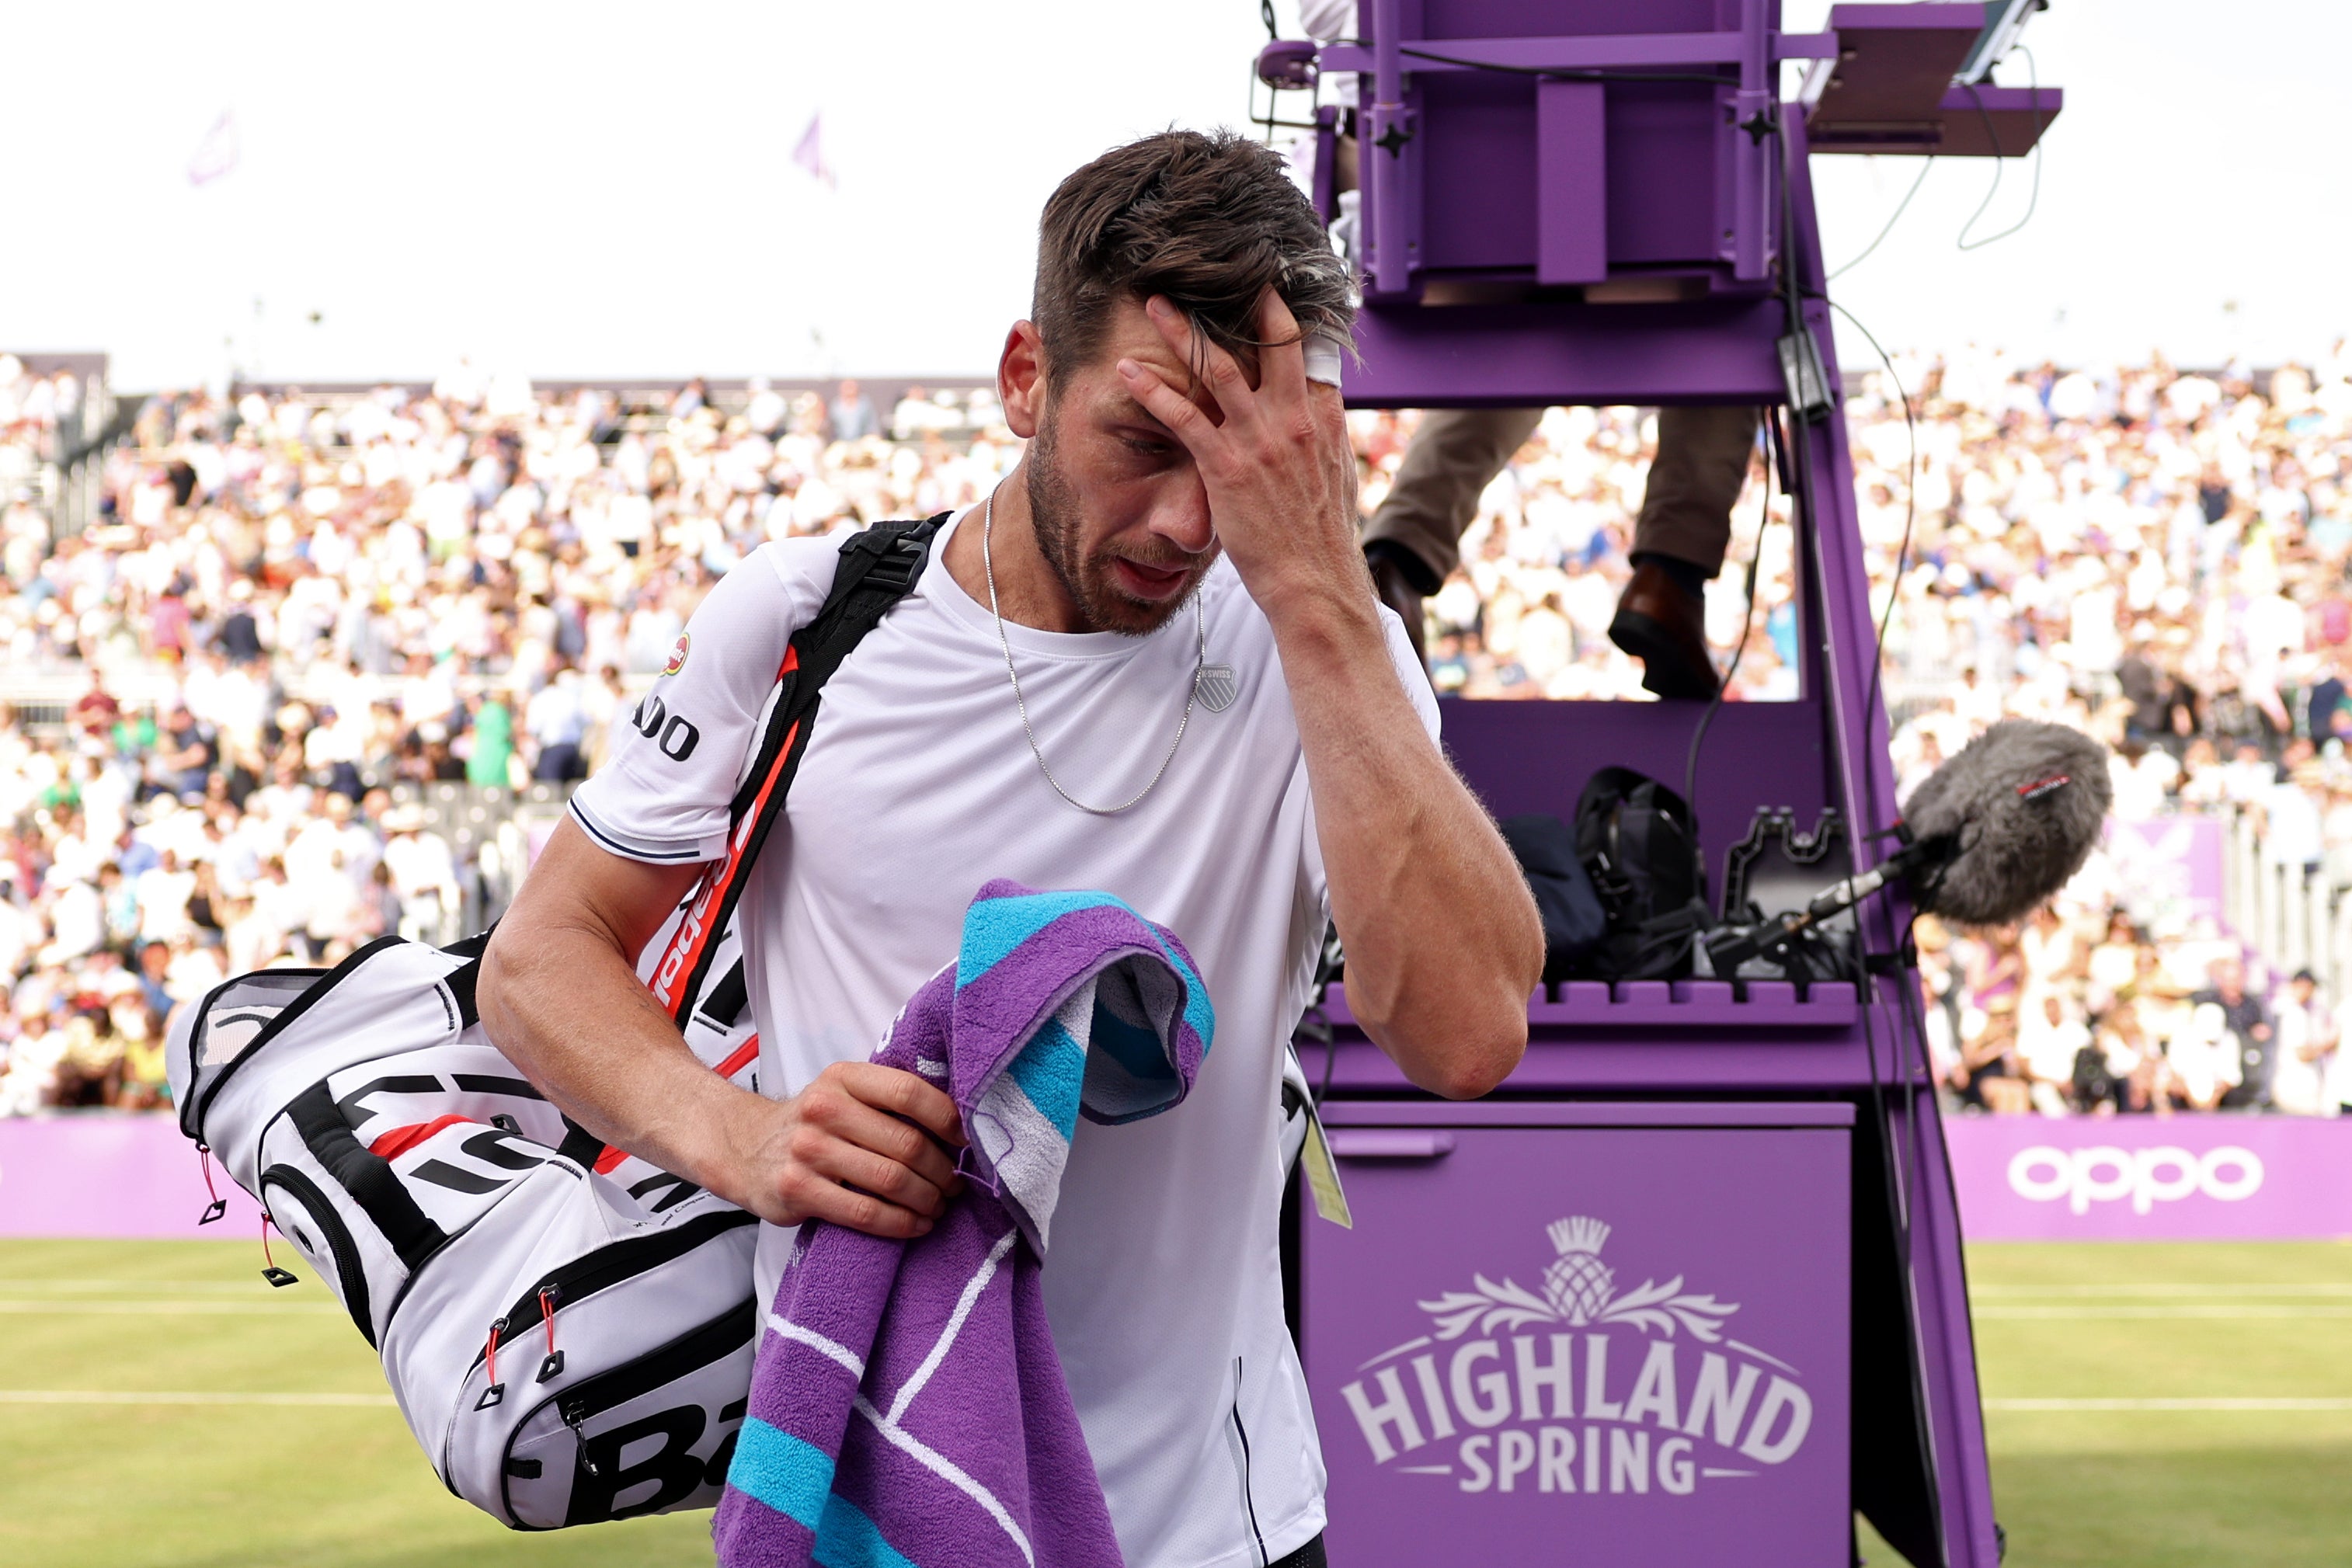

{"left": 5, "top": 0, "right": 2345, "bottom": 390}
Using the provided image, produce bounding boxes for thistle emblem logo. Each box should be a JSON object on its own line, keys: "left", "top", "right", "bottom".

{"left": 1414, "top": 1217, "right": 1740, "bottom": 1344}
{"left": 1195, "top": 662, "right": 1239, "bottom": 714}
{"left": 1542, "top": 1215, "right": 1616, "bottom": 1323}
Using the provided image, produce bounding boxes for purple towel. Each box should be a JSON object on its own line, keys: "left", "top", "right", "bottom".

{"left": 715, "top": 881, "right": 1215, "bottom": 1568}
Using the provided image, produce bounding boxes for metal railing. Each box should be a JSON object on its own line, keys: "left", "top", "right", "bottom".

{"left": 5, "top": 362, "right": 124, "bottom": 541}
{"left": 2220, "top": 802, "right": 2352, "bottom": 999}
{"left": 389, "top": 779, "right": 579, "bottom": 933}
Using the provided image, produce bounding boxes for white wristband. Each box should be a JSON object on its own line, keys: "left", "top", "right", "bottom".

{"left": 1303, "top": 332, "right": 1346, "bottom": 389}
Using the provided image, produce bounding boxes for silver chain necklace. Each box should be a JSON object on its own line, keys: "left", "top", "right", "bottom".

{"left": 981, "top": 488, "right": 1202, "bottom": 816}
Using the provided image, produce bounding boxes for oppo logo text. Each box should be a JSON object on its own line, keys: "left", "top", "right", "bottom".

{"left": 2005, "top": 1144, "right": 2263, "bottom": 1215}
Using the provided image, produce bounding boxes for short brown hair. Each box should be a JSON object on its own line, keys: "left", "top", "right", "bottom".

{"left": 1032, "top": 129, "right": 1353, "bottom": 384}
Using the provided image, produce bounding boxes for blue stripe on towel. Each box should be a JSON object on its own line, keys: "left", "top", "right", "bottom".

{"left": 729, "top": 1418, "right": 835, "bottom": 1529}
{"left": 958, "top": 886, "right": 1213, "bottom": 1059}
{"left": 1145, "top": 928, "right": 1215, "bottom": 1055}
{"left": 1005, "top": 1015, "right": 1085, "bottom": 1139}
{"left": 813, "top": 1494, "right": 921, "bottom": 1568}
{"left": 955, "top": 888, "right": 1123, "bottom": 987}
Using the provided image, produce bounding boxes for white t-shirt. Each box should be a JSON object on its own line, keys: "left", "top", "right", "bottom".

{"left": 569, "top": 507, "right": 1436, "bottom": 1568}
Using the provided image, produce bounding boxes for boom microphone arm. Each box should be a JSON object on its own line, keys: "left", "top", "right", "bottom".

{"left": 1705, "top": 826, "right": 1953, "bottom": 975}
{"left": 1706, "top": 721, "right": 2112, "bottom": 976}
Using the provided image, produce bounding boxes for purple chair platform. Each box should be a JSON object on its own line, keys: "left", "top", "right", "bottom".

{"left": 1276, "top": 3, "right": 2063, "bottom": 1564}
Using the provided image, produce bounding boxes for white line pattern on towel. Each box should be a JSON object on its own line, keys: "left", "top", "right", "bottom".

{"left": 886, "top": 1229, "right": 1019, "bottom": 1426}
{"left": 766, "top": 1316, "right": 867, "bottom": 1379}
{"left": 853, "top": 1392, "right": 1036, "bottom": 1567}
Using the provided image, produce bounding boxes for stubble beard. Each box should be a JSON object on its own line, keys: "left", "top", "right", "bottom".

{"left": 1024, "top": 407, "right": 1210, "bottom": 638}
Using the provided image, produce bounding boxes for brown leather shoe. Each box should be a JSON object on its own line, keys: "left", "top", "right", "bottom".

{"left": 1609, "top": 560, "right": 1720, "bottom": 701}
{"left": 1367, "top": 551, "right": 1428, "bottom": 667}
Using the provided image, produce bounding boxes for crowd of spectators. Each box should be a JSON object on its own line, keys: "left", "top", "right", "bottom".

{"left": 0, "top": 369, "right": 1015, "bottom": 1111}
{"left": 4, "top": 342, "right": 2352, "bottom": 1117}
{"left": 1391, "top": 341, "right": 2352, "bottom": 1115}
{"left": 1915, "top": 909, "right": 2344, "bottom": 1119}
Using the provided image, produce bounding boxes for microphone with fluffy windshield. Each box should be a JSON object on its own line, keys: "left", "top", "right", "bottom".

{"left": 1706, "top": 721, "right": 2112, "bottom": 975}
{"left": 1895, "top": 719, "right": 2114, "bottom": 925}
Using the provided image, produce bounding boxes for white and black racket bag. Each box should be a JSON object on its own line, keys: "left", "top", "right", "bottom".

{"left": 166, "top": 520, "right": 941, "bottom": 1530}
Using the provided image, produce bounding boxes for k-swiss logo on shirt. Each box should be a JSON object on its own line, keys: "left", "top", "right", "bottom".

{"left": 661, "top": 632, "right": 691, "bottom": 678}
{"left": 1195, "top": 662, "right": 1239, "bottom": 714}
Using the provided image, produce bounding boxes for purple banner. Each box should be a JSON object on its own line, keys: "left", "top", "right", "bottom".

{"left": 1944, "top": 1115, "right": 2352, "bottom": 1241}
{"left": 12, "top": 1107, "right": 2350, "bottom": 1246}
{"left": 2103, "top": 817, "right": 2225, "bottom": 927}
{"left": 0, "top": 1113, "right": 263, "bottom": 1239}
{"left": 1304, "top": 1118, "right": 1851, "bottom": 1567}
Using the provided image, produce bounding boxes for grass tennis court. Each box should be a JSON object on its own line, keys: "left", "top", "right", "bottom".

{"left": 3, "top": 1238, "right": 2347, "bottom": 1566}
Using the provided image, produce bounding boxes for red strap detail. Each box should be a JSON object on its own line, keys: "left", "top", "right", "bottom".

{"left": 712, "top": 1035, "right": 760, "bottom": 1081}
{"left": 626, "top": 639, "right": 809, "bottom": 1173}
{"left": 590, "top": 1035, "right": 762, "bottom": 1173}
{"left": 369, "top": 1114, "right": 475, "bottom": 1161}
{"left": 647, "top": 715, "right": 802, "bottom": 1015}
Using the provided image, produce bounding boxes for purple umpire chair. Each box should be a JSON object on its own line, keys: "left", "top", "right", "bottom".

{"left": 1273, "top": 5, "right": 2058, "bottom": 1566}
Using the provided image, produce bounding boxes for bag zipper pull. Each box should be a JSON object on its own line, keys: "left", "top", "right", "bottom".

{"left": 535, "top": 1285, "right": 565, "bottom": 1382}
{"left": 476, "top": 1318, "right": 507, "bottom": 1410}
{"left": 559, "top": 1395, "right": 600, "bottom": 1476}
{"left": 258, "top": 1210, "right": 298, "bottom": 1288}
{"left": 196, "top": 1144, "right": 227, "bottom": 1226}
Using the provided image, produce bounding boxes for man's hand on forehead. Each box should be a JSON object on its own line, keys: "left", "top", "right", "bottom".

{"left": 1114, "top": 288, "right": 1367, "bottom": 626}
{"left": 1121, "top": 291, "right": 1540, "bottom": 1103}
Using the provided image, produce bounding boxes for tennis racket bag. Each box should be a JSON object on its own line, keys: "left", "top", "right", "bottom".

{"left": 166, "top": 518, "right": 942, "bottom": 1530}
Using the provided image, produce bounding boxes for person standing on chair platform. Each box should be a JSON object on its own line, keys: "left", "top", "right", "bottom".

{"left": 1361, "top": 404, "right": 1760, "bottom": 700}
{"left": 1293, "top": 0, "right": 1758, "bottom": 701}
{"left": 479, "top": 130, "right": 1543, "bottom": 1568}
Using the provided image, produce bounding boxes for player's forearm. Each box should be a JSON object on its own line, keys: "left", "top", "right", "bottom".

{"left": 478, "top": 822, "right": 764, "bottom": 1203}
{"left": 1275, "top": 597, "right": 1540, "bottom": 1099}
{"left": 481, "top": 919, "right": 766, "bottom": 1201}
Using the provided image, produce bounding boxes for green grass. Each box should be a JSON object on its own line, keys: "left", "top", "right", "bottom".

{"left": 0, "top": 1239, "right": 712, "bottom": 1568}
{"left": 4, "top": 1238, "right": 2348, "bottom": 1566}
{"left": 1857, "top": 1240, "right": 2352, "bottom": 1568}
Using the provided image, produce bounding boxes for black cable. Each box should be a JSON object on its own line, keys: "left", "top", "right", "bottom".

{"left": 1956, "top": 47, "right": 2045, "bottom": 252}
{"left": 1804, "top": 157, "right": 1954, "bottom": 1560}
{"left": 1684, "top": 83, "right": 1813, "bottom": 863}
{"left": 1781, "top": 117, "right": 1951, "bottom": 1566}
{"left": 1856, "top": 935, "right": 1954, "bottom": 1568}
{"left": 1895, "top": 927, "right": 1995, "bottom": 1502}
{"left": 1898, "top": 918, "right": 1985, "bottom": 1560}
{"left": 1827, "top": 157, "right": 1935, "bottom": 282}
{"left": 1796, "top": 290, "right": 1923, "bottom": 1140}
{"left": 1817, "top": 294, "right": 1918, "bottom": 761}
{"left": 1249, "top": 68, "right": 1328, "bottom": 141}
{"left": 1261, "top": 0, "right": 1278, "bottom": 40}
{"left": 1682, "top": 418, "right": 1777, "bottom": 821}
{"left": 1773, "top": 103, "right": 1820, "bottom": 713}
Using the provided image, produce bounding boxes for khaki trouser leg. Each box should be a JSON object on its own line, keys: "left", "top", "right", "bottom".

{"left": 1630, "top": 405, "right": 1762, "bottom": 575}
{"left": 1362, "top": 405, "right": 1546, "bottom": 589}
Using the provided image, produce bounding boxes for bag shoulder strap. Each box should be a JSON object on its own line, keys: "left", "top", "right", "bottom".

{"left": 646, "top": 515, "right": 947, "bottom": 1022}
